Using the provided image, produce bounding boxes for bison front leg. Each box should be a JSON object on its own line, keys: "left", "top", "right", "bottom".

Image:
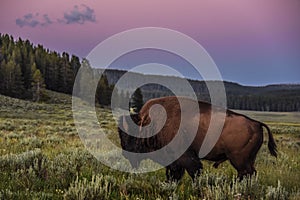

{"left": 173, "top": 153, "right": 203, "bottom": 181}
{"left": 184, "top": 158, "right": 203, "bottom": 180}
{"left": 166, "top": 164, "right": 185, "bottom": 182}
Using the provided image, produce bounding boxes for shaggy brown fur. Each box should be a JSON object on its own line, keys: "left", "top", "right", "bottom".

{"left": 118, "top": 96, "right": 277, "bottom": 181}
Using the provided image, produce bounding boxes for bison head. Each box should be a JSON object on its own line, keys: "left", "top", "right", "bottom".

{"left": 118, "top": 114, "right": 143, "bottom": 168}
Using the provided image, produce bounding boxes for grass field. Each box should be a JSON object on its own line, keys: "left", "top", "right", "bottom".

{"left": 0, "top": 94, "right": 299, "bottom": 199}
{"left": 236, "top": 110, "right": 300, "bottom": 125}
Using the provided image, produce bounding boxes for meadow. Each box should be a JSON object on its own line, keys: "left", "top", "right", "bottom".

{"left": 0, "top": 93, "right": 299, "bottom": 199}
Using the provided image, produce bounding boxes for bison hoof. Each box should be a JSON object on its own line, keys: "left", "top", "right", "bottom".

{"left": 213, "top": 162, "right": 219, "bottom": 168}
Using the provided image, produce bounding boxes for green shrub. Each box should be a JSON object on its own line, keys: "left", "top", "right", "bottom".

{"left": 64, "top": 174, "right": 117, "bottom": 200}
{"left": 265, "top": 181, "right": 289, "bottom": 200}
{"left": 192, "top": 171, "right": 265, "bottom": 199}
{"left": 0, "top": 95, "right": 299, "bottom": 199}
{"left": 0, "top": 149, "right": 44, "bottom": 171}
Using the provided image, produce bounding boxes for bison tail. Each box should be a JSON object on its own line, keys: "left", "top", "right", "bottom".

{"left": 261, "top": 123, "right": 277, "bottom": 157}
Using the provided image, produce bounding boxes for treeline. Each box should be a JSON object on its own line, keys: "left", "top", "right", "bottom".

{"left": 76, "top": 59, "right": 143, "bottom": 110}
{"left": 0, "top": 33, "right": 141, "bottom": 109}
{"left": 220, "top": 83, "right": 300, "bottom": 112}
{"left": 100, "top": 69, "right": 300, "bottom": 112}
{"left": 0, "top": 34, "right": 299, "bottom": 111}
{"left": 0, "top": 33, "right": 81, "bottom": 100}
{"left": 227, "top": 94, "right": 300, "bottom": 112}
{"left": 140, "top": 85, "right": 300, "bottom": 112}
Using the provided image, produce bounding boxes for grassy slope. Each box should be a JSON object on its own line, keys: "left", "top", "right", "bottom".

{"left": 0, "top": 94, "right": 299, "bottom": 199}
{"left": 236, "top": 110, "right": 300, "bottom": 124}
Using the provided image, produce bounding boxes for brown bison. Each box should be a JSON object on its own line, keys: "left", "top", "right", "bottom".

{"left": 118, "top": 96, "right": 277, "bottom": 181}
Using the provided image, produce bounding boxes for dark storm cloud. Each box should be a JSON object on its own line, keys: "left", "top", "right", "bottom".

{"left": 59, "top": 4, "right": 96, "bottom": 24}
{"left": 16, "top": 13, "right": 53, "bottom": 28}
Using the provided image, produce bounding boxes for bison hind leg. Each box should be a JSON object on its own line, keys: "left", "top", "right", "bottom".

{"left": 166, "top": 164, "right": 185, "bottom": 182}
{"left": 238, "top": 162, "right": 257, "bottom": 180}
{"left": 229, "top": 158, "right": 257, "bottom": 180}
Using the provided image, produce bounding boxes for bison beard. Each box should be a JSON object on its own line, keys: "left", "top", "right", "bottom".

{"left": 118, "top": 96, "right": 277, "bottom": 182}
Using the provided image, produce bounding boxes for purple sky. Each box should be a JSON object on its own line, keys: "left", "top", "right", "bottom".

{"left": 0, "top": 0, "right": 299, "bottom": 85}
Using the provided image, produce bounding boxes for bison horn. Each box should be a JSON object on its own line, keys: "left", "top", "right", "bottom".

{"left": 122, "top": 115, "right": 129, "bottom": 133}
{"left": 139, "top": 117, "right": 144, "bottom": 132}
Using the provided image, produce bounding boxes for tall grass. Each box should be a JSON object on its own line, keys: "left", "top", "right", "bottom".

{"left": 0, "top": 95, "right": 299, "bottom": 199}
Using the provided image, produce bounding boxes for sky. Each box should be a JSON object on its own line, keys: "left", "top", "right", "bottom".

{"left": 0, "top": 0, "right": 299, "bottom": 86}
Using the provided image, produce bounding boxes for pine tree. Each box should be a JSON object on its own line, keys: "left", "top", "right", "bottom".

{"left": 47, "top": 52, "right": 60, "bottom": 91}
{"left": 12, "top": 63, "right": 24, "bottom": 97}
{"left": 111, "top": 86, "right": 120, "bottom": 109}
{"left": 119, "top": 90, "right": 126, "bottom": 110}
{"left": 76, "top": 58, "right": 94, "bottom": 104}
{"left": 0, "top": 60, "right": 9, "bottom": 94}
{"left": 32, "top": 68, "right": 45, "bottom": 102}
{"left": 120, "top": 91, "right": 131, "bottom": 111}
{"left": 96, "top": 75, "right": 110, "bottom": 106}
{"left": 0, "top": 60, "right": 5, "bottom": 92}
{"left": 70, "top": 55, "right": 81, "bottom": 93}
{"left": 130, "top": 88, "right": 144, "bottom": 113}
{"left": 0, "top": 58, "right": 24, "bottom": 98}
{"left": 11, "top": 48, "right": 25, "bottom": 97}
{"left": 70, "top": 55, "right": 80, "bottom": 78}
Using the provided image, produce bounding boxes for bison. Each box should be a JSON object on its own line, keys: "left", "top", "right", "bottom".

{"left": 118, "top": 96, "right": 277, "bottom": 181}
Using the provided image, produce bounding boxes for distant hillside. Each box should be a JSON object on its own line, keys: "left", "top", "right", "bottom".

{"left": 1, "top": 33, "right": 299, "bottom": 112}
{"left": 97, "top": 68, "right": 300, "bottom": 112}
